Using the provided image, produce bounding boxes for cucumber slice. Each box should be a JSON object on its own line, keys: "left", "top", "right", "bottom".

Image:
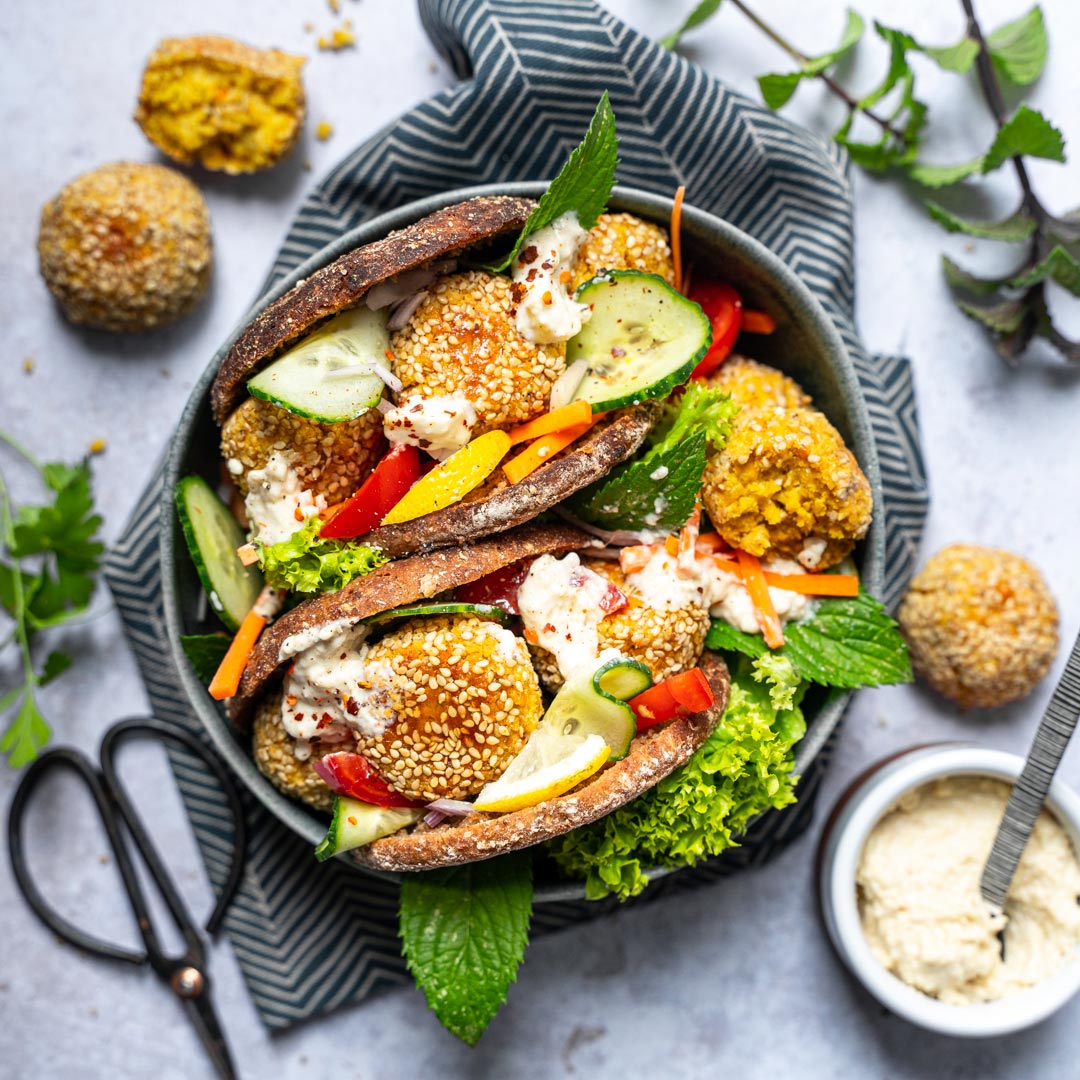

{"left": 568, "top": 271, "right": 712, "bottom": 412}
{"left": 175, "top": 476, "right": 262, "bottom": 632}
{"left": 364, "top": 602, "right": 512, "bottom": 626}
{"left": 543, "top": 657, "right": 654, "bottom": 760}
{"left": 314, "top": 797, "right": 422, "bottom": 861}
{"left": 247, "top": 306, "right": 390, "bottom": 423}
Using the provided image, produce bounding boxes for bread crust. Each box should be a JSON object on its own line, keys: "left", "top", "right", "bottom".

{"left": 211, "top": 195, "right": 536, "bottom": 422}
{"left": 350, "top": 652, "right": 730, "bottom": 871}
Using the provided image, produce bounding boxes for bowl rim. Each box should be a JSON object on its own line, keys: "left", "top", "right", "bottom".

{"left": 820, "top": 743, "right": 1080, "bottom": 1037}
{"left": 161, "top": 181, "right": 883, "bottom": 901}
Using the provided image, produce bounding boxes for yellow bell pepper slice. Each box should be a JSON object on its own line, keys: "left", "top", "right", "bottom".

{"left": 380, "top": 430, "right": 512, "bottom": 525}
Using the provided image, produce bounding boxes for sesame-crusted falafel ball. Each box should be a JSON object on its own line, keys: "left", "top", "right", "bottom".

{"left": 37, "top": 162, "right": 211, "bottom": 332}
{"left": 702, "top": 405, "right": 872, "bottom": 569}
{"left": 530, "top": 557, "right": 710, "bottom": 694}
{"left": 571, "top": 213, "right": 675, "bottom": 291}
{"left": 221, "top": 396, "right": 384, "bottom": 502}
{"left": 353, "top": 615, "right": 544, "bottom": 802}
{"left": 709, "top": 356, "right": 811, "bottom": 411}
{"left": 390, "top": 271, "right": 566, "bottom": 433}
{"left": 898, "top": 544, "right": 1059, "bottom": 709}
{"left": 252, "top": 695, "right": 338, "bottom": 812}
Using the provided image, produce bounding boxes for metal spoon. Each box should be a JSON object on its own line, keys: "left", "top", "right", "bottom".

{"left": 980, "top": 627, "right": 1080, "bottom": 910}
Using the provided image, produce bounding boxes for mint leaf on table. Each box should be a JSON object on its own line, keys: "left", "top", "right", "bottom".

{"left": 486, "top": 92, "right": 618, "bottom": 273}
{"left": 925, "top": 203, "right": 1036, "bottom": 242}
{"left": 659, "top": 0, "right": 722, "bottom": 50}
{"left": 982, "top": 105, "right": 1065, "bottom": 172}
{"left": 181, "top": 635, "right": 232, "bottom": 684}
{"left": 987, "top": 5, "right": 1047, "bottom": 86}
{"left": 1008, "top": 246, "right": 1080, "bottom": 296}
{"left": 399, "top": 851, "right": 533, "bottom": 1045}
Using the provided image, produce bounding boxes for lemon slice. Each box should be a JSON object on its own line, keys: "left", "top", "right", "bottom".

{"left": 473, "top": 727, "right": 611, "bottom": 813}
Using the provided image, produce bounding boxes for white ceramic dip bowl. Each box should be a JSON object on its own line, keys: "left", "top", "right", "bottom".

{"left": 818, "top": 743, "right": 1080, "bottom": 1037}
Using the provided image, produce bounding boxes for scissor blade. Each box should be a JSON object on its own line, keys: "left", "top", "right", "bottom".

{"left": 180, "top": 982, "right": 237, "bottom": 1080}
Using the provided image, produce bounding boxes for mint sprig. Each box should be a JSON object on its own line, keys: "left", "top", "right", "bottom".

{"left": 180, "top": 634, "right": 231, "bottom": 684}
{"left": 399, "top": 851, "right": 533, "bottom": 1045}
{"left": 487, "top": 92, "right": 618, "bottom": 273}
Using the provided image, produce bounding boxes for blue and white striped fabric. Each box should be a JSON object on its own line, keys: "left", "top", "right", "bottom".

{"left": 104, "top": 0, "right": 927, "bottom": 1029}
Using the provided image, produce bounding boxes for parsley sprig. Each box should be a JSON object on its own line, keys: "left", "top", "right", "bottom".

{"left": 0, "top": 432, "right": 103, "bottom": 767}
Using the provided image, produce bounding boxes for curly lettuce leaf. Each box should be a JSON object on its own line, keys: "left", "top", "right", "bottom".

{"left": 751, "top": 652, "right": 801, "bottom": 711}
{"left": 257, "top": 517, "right": 386, "bottom": 595}
{"left": 548, "top": 656, "right": 806, "bottom": 900}
{"left": 648, "top": 380, "right": 739, "bottom": 454}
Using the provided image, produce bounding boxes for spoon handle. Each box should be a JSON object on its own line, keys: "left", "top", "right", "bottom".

{"left": 981, "top": 627, "right": 1080, "bottom": 910}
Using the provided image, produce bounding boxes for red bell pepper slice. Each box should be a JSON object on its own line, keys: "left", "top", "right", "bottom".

{"left": 319, "top": 444, "right": 421, "bottom": 540}
{"left": 456, "top": 558, "right": 535, "bottom": 615}
{"left": 630, "top": 667, "right": 716, "bottom": 730}
{"left": 688, "top": 280, "right": 743, "bottom": 379}
{"left": 312, "top": 751, "right": 422, "bottom": 808}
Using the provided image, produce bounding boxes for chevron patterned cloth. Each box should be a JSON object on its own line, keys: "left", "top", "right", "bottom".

{"left": 104, "top": 0, "right": 928, "bottom": 1029}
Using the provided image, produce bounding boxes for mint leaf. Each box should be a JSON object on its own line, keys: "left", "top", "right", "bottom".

{"left": 926, "top": 202, "right": 1036, "bottom": 242}
{"left": 920, "top": 37, "right": 979, "bottom": 73}
{"left": 568, "top": 431, "right": 706, "bottom": 532}
{"left": 987, "top": 5, "right": 1047, "bottom": 86}
{"left": 983, "top": 105, "right": 1065, "bottom": 172}
{"left": 941, "top": 255, "right": 1009, "bottom": 298}
{"left": 39, "top": 651, "right": 72, "bottom": 687}
{"left": 758, "top": 10, "right": 863, "bottom": 111}
{"left": 704, "top": 619, "right": 767, "bottom": 659}
{"left": 1, "top": 690, "right": 51, "bottom": 769}
{"left": 1009, "top": 246, "right": 1080, "bottom": 296}
{"left": 782, "top": 592, "right": 912, "bottom": 688}
{"left": 399, "top": 852, "right": 532, "bottom": 1045}
{"left": 907, "top": 158, "right": 984, "bottom": 187}
{"left": 487, "top": 94, "right": 618, "bottom": 273}
{"left": 757, "top": 72, "right": 804, "bottom": 110}
{"left": 180, "top": 634, "right": 232, "bottom": 684}
{"left": 659, "top": 0, "right": 722, "bottom": 50}
{"left": 957, "top": 294, "right": 1030, "bottom": 336}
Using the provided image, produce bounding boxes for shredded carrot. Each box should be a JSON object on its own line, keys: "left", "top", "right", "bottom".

{"left": 741, "top": 310, "right": 777, "bottom": 334}
{"left": 502, "top": 418, "right": 595, "bottom": 484}
{"left": 710, "top": 552, "right": 739, "bottom": 570}
{"left": 506, "top": 400, "right": 593, "bottom": 445}
{"left": 209, "top": 586, "right": 282, "bottom": 700}
{"left": 236, "top": 543, "right": 259, "bottom": 567}
{"left": 671, "top": 184, "right": 686, "bottom": 294}
{"left": 664, "top": 534, "right": 679, "bottom": 557}
{"left": 678, "top": 504, "right": 700, "bottom": 559}
{"left": 619, "top": 544, "right": 659, "bottom": 574}
{"left": 762, "top": 571, "right": 859, "bottom": 597}
{"left": 695, "top": 532, "right": 730, "bottom": 554}
{"left": 524, "top": 628, "right": 539, "bottom": 644}
{"left": 735, "top": 550, "right": 785, "bottom": 649}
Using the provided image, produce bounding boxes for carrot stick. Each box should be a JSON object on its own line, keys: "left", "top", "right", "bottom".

{"left": 741, "top": 310, "right": 777, "bottom": 334}
{"left": 671, "top": 184, "right": 686, "bottom": 294}
{"left": 735, "top": 550, "right": 785, "bottom": 649}
{"left": 619, "top": 544, "right": 659, "bottom": 574}
{"left": 506, "top": 400, "right": 593, "bottom": 445}
{"left": 664, "top": 534, "right": 679, "bottom": 557}
{"left": 502, "top": 419, "right": 595, "bottom": 484}
{"left": 762, "top": 571, "right": 859, "bottom": 597}
{"left": 209, "top": 586, "right": 283, "bottom": 700}
{"left": 695, "top": 532, "right": 729, "bottom": 554}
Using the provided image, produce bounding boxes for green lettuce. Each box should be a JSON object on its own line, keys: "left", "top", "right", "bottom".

{"left": 648, "top": 379, "right": 739, "bottom": 454}
{"left": 549, "top": 656, "right": 806, "bottom": 900}
{"left": 257, "top": 517, "right": 386, "bottom": 595}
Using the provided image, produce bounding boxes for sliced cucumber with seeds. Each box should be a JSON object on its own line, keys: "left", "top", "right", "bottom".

{"left": 543, "top": 657, "right": 654, "bottom": 760}
{"left": 247, "top": 306, "right": 390, "bottom": 423}
{"left": 175, "top": 476, "right": 262, "bottom": 632}
{"left": 315, "top": 797, "right": 422, "bottom": 861}
{"left": 569, "top": 270, "right": 712, "bottom": 413}
{"left": 363, "top": 602, "right": 512, "bottom": 626}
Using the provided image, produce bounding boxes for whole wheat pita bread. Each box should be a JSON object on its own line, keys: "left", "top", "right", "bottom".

{"left": 349, "top": 651, "right": 730, "bottom": 872}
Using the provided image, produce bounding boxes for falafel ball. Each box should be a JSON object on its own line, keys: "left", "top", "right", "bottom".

{"left": 701, "top": 404, "right": 872, "bottom": 569}
{"left": 898, "top": 544, "right": 1059, "bottom": 709}
{"left": 38, "top": 162, "right": 212, "bottom": 332}
{"left": 571, "top": 212, "right": 675, "bottom": 290}
{"left": 252, "top": 695, "right": 339, "bottom": 812}
{"left": 221, "top": 395, "right": 384, "bottom": 503}
{"left": 530, "top": 556, "right": 710, "bottom": 694}
{"left": 390, "top": 271, "right": 566, "bottom": 433}
{"left": 135, "top": 36, "right": 306, "bottom": 174}
{"left": 709, "top": 355, "right": 811, "bottom": 411}
{"left": 353, "top": 615, "right": 543, "bottom": 802}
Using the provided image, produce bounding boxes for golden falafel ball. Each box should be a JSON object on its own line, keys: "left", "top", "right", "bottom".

{"left": 252, "top": 695, "right": 340, "bottom": 812}
{"left": 530, "top": 556, "right": 710, "bottom": 694}
{"left": 390, "top": 271, "right": 565, "bottom": 433}
{"left": 354, "top": 616, "right": 543, "bottom": 802}
{"left": 702, "top": 405, "right": 872, "bottom": 569}
{"left": 135, "top": 36, "right": 306, "bottom": 174}
{"left": 709, "top": 356, "right": 811, "bottom": 411}
{"left": 571, "top": 212, "right": 675, "bottom": 290}
{"left": 37, "top": 162, "right": 211, "bottom": 332}
{"left": 221, "top": 396, "right": 384, "bottom": 503}
{"left": 898, "top": 544, "right": 1059, "bottom": 709}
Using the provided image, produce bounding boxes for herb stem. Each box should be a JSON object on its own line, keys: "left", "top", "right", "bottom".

{"left": 727, "top": 0, "right": 913, "bottom": 149}
{"left": 0, "top": 471, "right": 35, "bottom": 682}
{"left": 0, "top": 430, "right": 43, "bottom": 473}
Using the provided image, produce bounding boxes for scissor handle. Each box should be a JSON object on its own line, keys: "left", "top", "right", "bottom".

{"left": 7, "top": 747, "right": 147, "bottom": 964}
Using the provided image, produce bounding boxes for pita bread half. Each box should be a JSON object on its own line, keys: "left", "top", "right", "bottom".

{"left": 349, "top": 651, "right": 730, "bottom": 873}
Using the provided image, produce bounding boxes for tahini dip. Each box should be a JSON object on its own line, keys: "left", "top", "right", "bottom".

{"left": 856, "top": 776, "right": 1080, "bottom": 1005}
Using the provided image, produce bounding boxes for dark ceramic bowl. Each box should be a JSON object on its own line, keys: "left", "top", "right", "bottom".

{"left": 162, "top": 182, "right": 884, "bottom": 901}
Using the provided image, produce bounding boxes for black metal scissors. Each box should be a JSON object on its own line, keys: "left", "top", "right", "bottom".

{"left": 7, "top": 717, "right": 247, "bottom": 1080}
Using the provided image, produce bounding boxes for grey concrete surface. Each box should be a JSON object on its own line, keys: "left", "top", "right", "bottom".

{"left": 2, "top": 1, "right": 1079, "bottom": 1078}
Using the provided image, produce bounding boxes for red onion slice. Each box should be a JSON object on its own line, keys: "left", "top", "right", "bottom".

{"left": 549, "top": 359, "right": 589, "bottom": 410}
{"left": 386, "top": 290, "right": 429, "bottom": 332}
{"left": 423, "top": 809, "right": 448, "bottom": 828}
{"left": 426, "top": 798, "right": 476, "bottom": 816}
